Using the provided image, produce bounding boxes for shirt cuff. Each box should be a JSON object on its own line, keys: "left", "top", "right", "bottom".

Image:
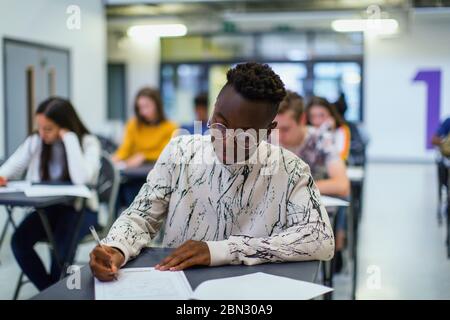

{"left": 101, "top": 239, "right": 130, "bottom": 267}
{"left": 206, "top": 240, "right": 232, "bottom": 266}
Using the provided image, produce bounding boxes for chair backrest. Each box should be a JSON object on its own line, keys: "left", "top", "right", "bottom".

{"left": 347, "top": 122, "right": 367, "bottom": 167}
{"left": 96, "top": 135, "right": 118, "bottom": 155}
{"left": 96, "top": 151, "right": 120, "bottom": 231}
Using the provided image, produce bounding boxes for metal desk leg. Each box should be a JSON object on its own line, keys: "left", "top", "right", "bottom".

{"left": 322, "top": 213, "right": 336, "bottom": 300}
{"left": 350, "top": 200, "right": 358, "bottom": 300}
{"left": 0, "top": 206, "right": 17, "bottom": 263}
{"left": 350, "top": 180, "right": 363, "bottom": 300}
{"left": 349, "top": 185, "right": 356, "bottom": 300}
{"left": 447, "top": 169, "right": 450, "bottom": 258}
{"left": 36, "top": 208, "right": 62, "bottom": 269}
{"left": 60, "top": 208, "right": 86, "bottom": 279}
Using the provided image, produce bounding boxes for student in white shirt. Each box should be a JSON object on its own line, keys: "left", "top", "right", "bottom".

{"left": 0, "top": 97, "right": 101, "bottom": 291}
{"left": 89, "top": 63, "right": 334, "bottom": 281}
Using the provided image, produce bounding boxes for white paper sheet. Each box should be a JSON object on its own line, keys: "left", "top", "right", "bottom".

{"left": 0, "top": 180, "right": 31, "bottom": 193}
{"left": 23, "top": 185, "right": 92, "bottom": 198}
{"left": 190, "top": 272, "right": 332, "bottom": 300}
{"left": 321, "top": 195, "right": 349, "bottom": 207}
{"left": 95, "top": 267, "right": 193, "bottom": 300}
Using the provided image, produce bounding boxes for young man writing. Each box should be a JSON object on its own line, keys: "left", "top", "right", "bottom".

{"left": 90, "top": 63, "right": 334, "bottom": 281}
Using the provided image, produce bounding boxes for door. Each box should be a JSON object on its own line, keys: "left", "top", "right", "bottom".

{"left": 4, "top": 39, "right": 70, "bottom": 157}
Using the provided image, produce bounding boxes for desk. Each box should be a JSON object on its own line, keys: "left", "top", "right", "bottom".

{"left": 321, "top": 196, "right": 349, "bottom": 208}
{"left": 0, "top": 192, "right": 74, "bottom": 253}
{"left": 0, "top": 192, "right": 84, "bottom": 299}
{"left": 33, "top": 247, "right": 320, "bottom": 300}
{"left": 120, "top": 163, "right": 155, "bottom": 181}
{"left": 319, "top": 196, "right": 348, "bottom": 300}
{"left": 347, "top": 166, "right": 364, "bottom": 183}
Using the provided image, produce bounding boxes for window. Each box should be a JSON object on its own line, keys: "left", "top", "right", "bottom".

{"left": 160, "top": 31, "right": 364, "bottom": 122}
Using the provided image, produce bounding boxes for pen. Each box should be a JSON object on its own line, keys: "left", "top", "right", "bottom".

{"left": 89, "top": 225, "right": 118, "bottom": 280}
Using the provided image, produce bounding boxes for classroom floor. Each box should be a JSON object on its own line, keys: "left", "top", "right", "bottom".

{"left": 354, "top": 162, "right": 450, "bottom": 299}
{"left": 0, "top": 162, "right": 449, "bottom": 300}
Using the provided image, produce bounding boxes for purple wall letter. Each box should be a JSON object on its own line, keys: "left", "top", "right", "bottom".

{"left": 413, "top": 70, "right": 442, "bottom": 149}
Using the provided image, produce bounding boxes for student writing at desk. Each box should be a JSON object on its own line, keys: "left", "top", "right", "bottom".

{"left": 0, "top": 97, "right": 100, "bottom": 290}
{"left": 112, "top": 87, "right": 178, "bottom": 209}
{"left": 89, "top": 62, "right": 335, "bottom": 281}
{"left": 274, "top": 91, "right": 350, "bottom": 272}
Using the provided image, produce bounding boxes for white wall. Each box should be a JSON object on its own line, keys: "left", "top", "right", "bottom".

{"left": 0, "top": 0, "right": 106, "bottom": 158}
{"left": 364, "top": 11, "right": 450, "bottom": 162}
{"left": 105, "top": 31, "right": 161, "bottom": 143}
{"left": 107, "top": 32, "right": 160, "bottom": 116}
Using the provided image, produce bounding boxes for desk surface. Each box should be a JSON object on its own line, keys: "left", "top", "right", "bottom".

{"left": 120, "top": 163, "right": 155, "bottom": 180}
{"left": 0, "top": 192, "right": 73, "bottom": 208}
{"left": 347, "top": 166, "right": 364, "bottom": 182}
{"left": 33, "top": 247, "right": 320, "bottom": 300}
{"left": 321, "top": 195, "right": 349, "bottom": 207}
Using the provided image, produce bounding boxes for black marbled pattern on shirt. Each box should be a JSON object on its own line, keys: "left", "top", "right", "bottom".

{"left": 104, "top": 134, "right": 334, "bottom": 264}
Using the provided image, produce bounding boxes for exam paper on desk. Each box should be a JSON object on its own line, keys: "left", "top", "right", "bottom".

{"left": 0, "top": 180, "right": 31, "bottom": 193}
{"left": 94, "top": 268, "right": 332, "bottom": 300}
{"left": 95, "top": 268, "right": 193, "bottom": 300}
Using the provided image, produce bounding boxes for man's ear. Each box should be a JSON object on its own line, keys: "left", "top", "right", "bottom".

{"left": 266, "top": 121, "right": 278, "bottom": 138}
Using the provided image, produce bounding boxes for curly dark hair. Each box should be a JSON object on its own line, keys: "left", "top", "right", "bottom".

{"left": 226, "top": 62, "right": 286, "bottom": 116}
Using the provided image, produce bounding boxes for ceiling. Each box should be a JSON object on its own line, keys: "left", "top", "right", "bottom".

{"left": 105, "top": 0, "right": 450, "bottom": 34}
{"left": 105, "top": 0, "right": 450, "bottom": 17}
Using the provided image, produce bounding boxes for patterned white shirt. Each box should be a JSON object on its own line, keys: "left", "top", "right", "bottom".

{"left": 103, "top": 134, "right": 334, "bottom": 266}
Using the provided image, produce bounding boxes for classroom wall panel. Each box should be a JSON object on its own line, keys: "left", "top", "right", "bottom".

{"left": 364, "top": 11, "right": 450, "bottom": 162}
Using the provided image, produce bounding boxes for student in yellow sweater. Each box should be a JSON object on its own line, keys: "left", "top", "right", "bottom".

{"left": 112, "top": 87, "right": 177, "bottom": 167}
{"left": 113, "top": 87, "right": 177, "bottom": 210}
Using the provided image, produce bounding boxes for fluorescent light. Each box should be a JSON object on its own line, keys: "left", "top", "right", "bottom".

{"left": 127, "top": 24, "right": 187, "bottom": 39}
{"left": 332, "top": 19, "right": 398, "bottom": 34}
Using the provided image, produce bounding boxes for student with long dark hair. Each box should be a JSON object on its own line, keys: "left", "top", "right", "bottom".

{"left": 0, "top": 97, "right": 101, "bottom": 291}
{"left": 306, "top": 96, "right": 351, "bottom": 161}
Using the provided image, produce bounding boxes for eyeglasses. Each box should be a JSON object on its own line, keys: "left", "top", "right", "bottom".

{"left": 207, "top": 120, "right": 258, "bottom": 149}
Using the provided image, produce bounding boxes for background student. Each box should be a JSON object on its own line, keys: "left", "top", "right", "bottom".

{"left": 275, "top": 91, "right": 350, "bottom": 271}
{"left": 333, "top": 93, "right": 368, "bottom": 167}
{"left": 0, "top": 97, "right": 101, "bottom": 291}
{"left": 112, "top": 87, "right": 178, "bottom": 209}
{"left": 431, "top": 116, "right": 450, "bottom": 220}
{"left": 306, "top": 96, "right": 351, "bottom": 162}
{"left": 180, "top": 93, "right": 209, "bottom": 135}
